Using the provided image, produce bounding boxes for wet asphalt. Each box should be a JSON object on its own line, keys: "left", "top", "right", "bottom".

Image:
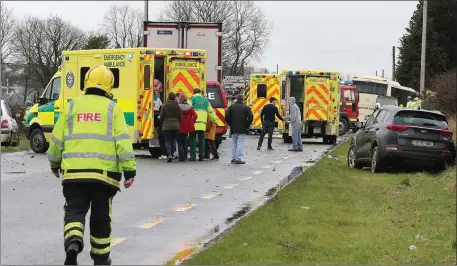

{"left": 1, "top": 134, "right": 341, "bottom": 265}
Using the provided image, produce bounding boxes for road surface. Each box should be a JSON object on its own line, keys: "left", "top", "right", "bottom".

{"left": 1, "top": 135, "right": 340, "bottom": 265}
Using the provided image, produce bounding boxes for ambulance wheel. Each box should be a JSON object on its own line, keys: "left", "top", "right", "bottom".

{"left": 148, "top": 147, "right": 162, "bottom": 158}
{"left": 30, "top": 128, "right": 49, "bottom": 153}
{"left": 283, "top": 134, "right": 292, "bottom": 143}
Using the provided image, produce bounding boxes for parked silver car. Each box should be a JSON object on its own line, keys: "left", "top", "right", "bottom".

{"left": 1, "top": 100, "right": 20, "bottom": 147}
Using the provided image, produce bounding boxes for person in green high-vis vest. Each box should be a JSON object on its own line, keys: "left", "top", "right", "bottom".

{"left": 188, "top": 88, "right": 217, "bottom": 161}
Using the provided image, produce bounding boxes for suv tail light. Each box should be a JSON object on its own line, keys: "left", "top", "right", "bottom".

{"left": 385, "top": 123, "right": 408, "bottom": 132}
{"left": 440, "top": 129, "right": 453, "bottom": 137}
{"left": 1, "top": 119, "right": 8, "bottom": 129}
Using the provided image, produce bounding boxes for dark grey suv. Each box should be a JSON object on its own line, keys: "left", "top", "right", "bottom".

{"left": 348, "top": 106, "right": 456, "bottom": 173}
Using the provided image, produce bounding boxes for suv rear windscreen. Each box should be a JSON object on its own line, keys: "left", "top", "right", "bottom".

{"left": 206, "top": 85, "right": 224, "bottom": 108}
{"left": 394, "top": 110, "right": 449, "bottom": 129}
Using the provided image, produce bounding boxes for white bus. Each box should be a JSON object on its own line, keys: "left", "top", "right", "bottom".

{"left": 350, "top": 75, "right": 418, "bottom": 123}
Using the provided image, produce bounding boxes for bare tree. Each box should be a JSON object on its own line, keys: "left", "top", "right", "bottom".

{"left": 160, "top": 0, "right": 272, "bottom": 76}
{"left": 101, "top": 4, "right": 143, "bottom": 48}
{"left": 14, "top": 15, "right": 86, "bottom": 91}
{"left": 0, "top": 3, "right": 16, "bottom": 64}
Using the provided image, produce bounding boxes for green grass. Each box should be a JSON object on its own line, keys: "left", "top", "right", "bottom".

{"left": 1, "top": 136, "right": 30, "bottom": 153}
{"left": 186, "top": 141, "right": 457, "bottom": 265}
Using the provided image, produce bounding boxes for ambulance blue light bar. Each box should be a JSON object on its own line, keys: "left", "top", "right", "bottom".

{"left": 288, "top": 71, "right": 301, "bottom": 75}
{"left": 192, "top": 52, "right": 199, "bottom": 56}
{"left": 145, "top": 50, "right": 153, "bottom": 54}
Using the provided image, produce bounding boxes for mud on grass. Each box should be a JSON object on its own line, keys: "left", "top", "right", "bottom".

{"left": 1, "top": 136, "right": 30, "bottom": 153}
{"left": 185, "top": 141, "right": 457, "bottom": 265}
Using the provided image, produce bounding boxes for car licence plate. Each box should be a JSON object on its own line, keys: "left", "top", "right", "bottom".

{"left": 412, "top": 140, "right": 433, "bottom": 147}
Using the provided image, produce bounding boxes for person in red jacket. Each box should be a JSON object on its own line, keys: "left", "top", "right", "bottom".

{"left": 177, "top": 94, "right": 198, "bottom": 161}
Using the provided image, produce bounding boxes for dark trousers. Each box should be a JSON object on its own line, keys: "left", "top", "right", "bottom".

{"left": 177, "top": 133, "right": 189, "bottom": 161}
{"left": 205, "top": 139, "right": 219, "bottom": 158}
{"left": 63, "top": 183, "right": 117, "bottom": 261}
{"left": 158, "top": 129, "right": 167, "bottom": 156}
{"left": 189, "top": 130, "right": 205, "bottom": 159}
{"left": 164, "top": 130, "right": 178, "bottom": 157}
{"left": 257, "top": 121, "right": 275, "bottom": 148}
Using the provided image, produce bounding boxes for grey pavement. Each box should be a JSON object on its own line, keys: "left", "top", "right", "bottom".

{"left": 1, "top": 135, "right": 339, "bottom": 265}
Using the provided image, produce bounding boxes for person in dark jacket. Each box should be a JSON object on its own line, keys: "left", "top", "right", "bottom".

{"left": 160, "top": 92, "right": 182, "bottom": 162}
{"left": 225, "top": 94, "right": 253, "bottom": 164}
{"left": 257, "top": 97, "right": 284, "bottom": 150}
{"left": 177, "top": 94, "right": 198, "bottom": 161}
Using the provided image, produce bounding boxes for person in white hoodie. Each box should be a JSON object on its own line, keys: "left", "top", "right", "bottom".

{"left": 286, "top": 97, "right": 303, "bottom": 151}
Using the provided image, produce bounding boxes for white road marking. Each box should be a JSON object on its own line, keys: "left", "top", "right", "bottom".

{"left": 110, "top": 238, "right": 126, "bottom": 247}
{"left": 240, "top": 176, "right": 252, "bottom": 181}
{"left": 202, "top": 193, "right": 221, "bottom": 199}
{"left": 262, "top": 165, "right": 273, "bottom": 169}
{"left": 272, "top": 160, "right": 282, "bottom": 164}
{"left": 224, "top": 184, "right": 238, "bottom": 189}
{"left": 252, "top": 170, "right": 263, "bottom": 175}
{"left": 140, "top": 217, "right": 166, "bottom": 229}
{"left": 283, "top": 156, "right": 289, "bottom": 160}
{"left": 174, "top": 204, "right": 196, "bottom": 212}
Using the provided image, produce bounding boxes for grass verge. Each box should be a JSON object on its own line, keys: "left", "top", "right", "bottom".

{"left": 1, "top": 136, "right": 30, "bottom": 153}
{"left": 186, "top": 141, "right": 456, "bottom": 264}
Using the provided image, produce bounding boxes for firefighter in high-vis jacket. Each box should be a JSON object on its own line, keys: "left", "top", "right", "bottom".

{"left": 48, "top": 65, "right": 136, "bottom": 265}
{"left": 406, "top": 96, "right": 422, "bottom": 109}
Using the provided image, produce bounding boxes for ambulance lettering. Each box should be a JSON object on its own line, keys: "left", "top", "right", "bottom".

{"left": 77, "top": 113, "right": 102, "bottom": 122}
{"left": 207, "top": 92, "right": 215, "bottom": 100}
{"left": 175, "top": 62, "right": 198, "bottom": 68}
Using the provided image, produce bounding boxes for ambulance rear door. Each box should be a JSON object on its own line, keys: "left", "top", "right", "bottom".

{"left": 138, "top": 53, "right": 154, "bottom": 142}
{"left": 304, "top": 76, "right": 331, "bottom": 122}
{"left": 168, "top": 57, "right": 202, "bottom": 98}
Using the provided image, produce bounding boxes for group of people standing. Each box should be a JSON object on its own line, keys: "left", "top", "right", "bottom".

{"left": 154, "top": 84, "right": 219, "bottom": 163}
{"left": 153, "top": 78, "right": 304, "bottom": 164}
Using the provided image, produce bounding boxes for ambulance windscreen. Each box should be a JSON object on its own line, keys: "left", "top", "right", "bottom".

{"left": 206, "top": 85, "right": 224, "bottom": 108}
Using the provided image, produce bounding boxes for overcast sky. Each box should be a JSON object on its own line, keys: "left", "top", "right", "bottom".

{"left": 5, "top": 1, "right": 418, "bottom": 79}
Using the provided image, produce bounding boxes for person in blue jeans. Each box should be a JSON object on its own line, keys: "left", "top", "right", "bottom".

{"left": 287, "top": 97, "right": 303, "bottom": 151}
{"left": 226, "top": 94, "right": 253, "bottom": 164}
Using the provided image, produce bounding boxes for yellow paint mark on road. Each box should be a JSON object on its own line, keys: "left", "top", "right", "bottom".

{"left": 202, "top": 193, "right": 220, "bottom": 199}
{"left": 240, "top": 176, "right": 252, "bottom": 181}
{"left": 140, "top": 217, "right": 166, "bottom": 229}
{"left": 175, "top": 204, "right": 196, "bottom": 212}
{"left": 252, "top": 170, "right": 263, "bottom": 175}
{"left": 224, "top": 184, "right": 237, "bottom": 189}
{"left": 110, "top": 238, "right": 125, "bottom": 247}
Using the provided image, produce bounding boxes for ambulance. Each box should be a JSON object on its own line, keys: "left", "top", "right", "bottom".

{"left": 247, "top": 73, "right": 284, "bottom": 133}
{"left": 24, "top": 48, "right": 207, "bottom": 156}
{"left": 280, "top": 70, "right": 340, "bottom": 144}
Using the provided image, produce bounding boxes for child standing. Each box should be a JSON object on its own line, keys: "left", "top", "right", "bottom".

{"left": 205, "top": 116, "right": 219, "bottom": 160}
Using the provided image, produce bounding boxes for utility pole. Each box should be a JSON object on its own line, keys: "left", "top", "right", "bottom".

{"left": 420, "top": 0, "right": 428, "bottom": 97}
{"left": 144, "top": 0, "right": 149, "bottom": 21}
{"left": 382, "top": 69, "right": 384, "bottom": 78}
{"left": 276, "top": 64, "right": 279, "bottom": 74}
{"left": 376, "top": 70, "right": 378, "bottom": 76}
{"left": 392, "top": 46, "right": 396, "bottom": 81}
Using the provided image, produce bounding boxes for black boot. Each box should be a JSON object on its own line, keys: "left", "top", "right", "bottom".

{"left": 64, "top": 243, "right": 80, "bottom": 265}
{"left": 94, "top": 258, "right": 112, "bottom": 265}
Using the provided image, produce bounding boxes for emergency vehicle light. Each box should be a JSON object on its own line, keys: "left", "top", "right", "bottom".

{"left": 288, "top": 71, "right": 293, "bottom": 75}
{"left": 155, "top": 51, "right": 161, "bottom": 55}
{"left": 326, "top": 72, "right": 331, "bottom": 75}
{"left": 295, "top": 71, "right": 300, "bottom": 75}
{"left": 256, "top": 75, "right": 261, "bottom": 78}
{"left": 146, "top": 50, "right": 153, "bottom": 54}
{"left": 185, "top": 51, "right": 191, "bottom": 56}
{"left": 319, "top": 72, "right": 324, "bottom": 75}
{"left": 262, "top": 75, "right": 266, "bottom": 78}
{"left": 192, "top": 52, "right": 199, "bottom": 56}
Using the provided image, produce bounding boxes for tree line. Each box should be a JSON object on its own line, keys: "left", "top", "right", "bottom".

{"left": 0, "top": 1, "right": 272, "bottom": 102}
{"left": 395, "top": 0, "right": 456, "bottom": 115}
